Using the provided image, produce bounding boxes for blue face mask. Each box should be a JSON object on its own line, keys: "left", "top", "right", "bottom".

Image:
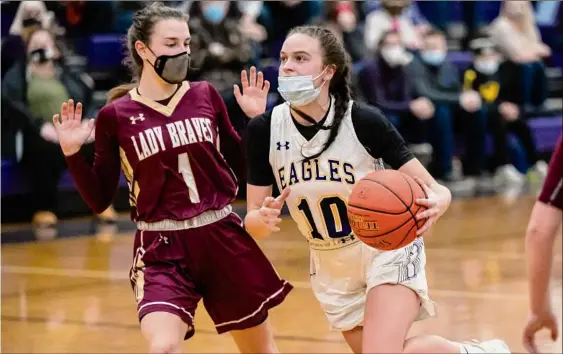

{"left": 203, "top": 3, "right": 226, "bottom": 24}
{"left": 421, "top": 50, "right": 446, "bottom": 66}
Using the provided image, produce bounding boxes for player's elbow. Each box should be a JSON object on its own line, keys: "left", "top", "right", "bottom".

{"left": 526, "top": 222, "right": 556, "bottom": 246}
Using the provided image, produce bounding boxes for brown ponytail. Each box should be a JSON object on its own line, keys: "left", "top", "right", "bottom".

{"left": 106, "top": 83, "right": 137, "bottom": 103}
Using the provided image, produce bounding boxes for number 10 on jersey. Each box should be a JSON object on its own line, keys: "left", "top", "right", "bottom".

{"left": 297, "top": 196, "right": 352, "bottom": 240}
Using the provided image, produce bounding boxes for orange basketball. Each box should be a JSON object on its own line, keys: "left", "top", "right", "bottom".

{"left": 347, "top": 170, "right": 427, "bottom": 251}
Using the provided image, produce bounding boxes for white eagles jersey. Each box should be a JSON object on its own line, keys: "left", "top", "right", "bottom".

{"left": 269, "top": 99, "right": 384, "bottom": 250}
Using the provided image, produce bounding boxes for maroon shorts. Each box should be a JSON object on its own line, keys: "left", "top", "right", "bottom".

{"left": 129, "top": 212, "right": 293, "bottom": 339}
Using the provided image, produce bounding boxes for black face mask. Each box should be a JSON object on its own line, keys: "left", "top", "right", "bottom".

{"left": 22, "top": 18, "right": 42, "bottom": 28}
{"left": 29, "top": 48, "right": 54, "bottom": 64}
{"left": 147, "top": 47, "right": 190, "bottom": 84}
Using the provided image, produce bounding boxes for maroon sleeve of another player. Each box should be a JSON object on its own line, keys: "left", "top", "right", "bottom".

{"left": 64, "top": 104, "right": 121, "bottom": 214}
{"left": 207, "top": 82, "right": 246, "bottom": 181}
{"left": 538, "top": 135, "right": 563, "bottom": 210}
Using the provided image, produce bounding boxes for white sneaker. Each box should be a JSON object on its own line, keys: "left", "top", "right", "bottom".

{"left": 494, "top": 164, "right": 526, "bottom": 188}
{"left": 460, "top": 339, "right": 511, "bottom": 353}
{"left": 533, "top": 160, "right": 548, "bottom": 181}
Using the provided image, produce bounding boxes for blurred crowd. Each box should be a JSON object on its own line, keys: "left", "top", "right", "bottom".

{"left": 1, "top": 0, "right": 562, "bottom": 228}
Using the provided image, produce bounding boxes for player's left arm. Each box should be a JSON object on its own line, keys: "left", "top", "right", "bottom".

{"left": 353, "top": 102, "right": 451, "bottom": 234}
{"left": 524, "top": 136, "right": 562, "bottom": 344}
{"left": 208, "top": 82, "right": 246, "bottom": 181}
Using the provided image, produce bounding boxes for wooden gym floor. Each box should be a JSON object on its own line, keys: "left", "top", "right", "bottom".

{"left": 2, "top": 195, "right": 562, "bottom": 353}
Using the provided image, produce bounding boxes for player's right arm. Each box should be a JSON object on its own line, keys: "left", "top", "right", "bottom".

{"left": 523, "top": 136, "right": 562, "bottom": 352}
{"left": 244, "top": 112, "right": 290, "bottom": 239}
{"left": 53, "top": 99, "right": 121, "bottom": 214}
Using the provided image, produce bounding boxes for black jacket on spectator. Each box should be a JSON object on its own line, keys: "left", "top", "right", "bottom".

{"left": 187, "top": 16, "right": 253, "bottom": 97}
{"left": 407, "top": 55, "right": 461, "bottom": 104}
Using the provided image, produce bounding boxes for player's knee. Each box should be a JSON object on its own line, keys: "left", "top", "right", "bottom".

{"left": 149, "top": 336, "right": 182, "bottom": 354}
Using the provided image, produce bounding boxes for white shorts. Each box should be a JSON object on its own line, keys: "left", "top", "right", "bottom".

{"left": 309, "top": 237, "right": 437, "bottom": 332}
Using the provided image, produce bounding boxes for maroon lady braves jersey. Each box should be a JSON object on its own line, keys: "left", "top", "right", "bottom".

{"left": 65, "top": 81, "right": 244, "bottom": 222}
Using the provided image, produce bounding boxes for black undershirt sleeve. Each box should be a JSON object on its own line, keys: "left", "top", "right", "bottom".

{"left": 245, "top": 110, "right": 276, "bottom": 186}
{"left": 350, "top": 102, "right": 415, "bottom": 170}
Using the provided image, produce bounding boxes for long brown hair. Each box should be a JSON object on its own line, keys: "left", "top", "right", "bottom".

{"left": 107, "top": 2, "right": 188, "bottom": 103}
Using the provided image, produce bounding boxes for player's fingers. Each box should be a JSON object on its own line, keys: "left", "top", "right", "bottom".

{"left": 249, "top": 66, "right": 257, "bottom": 87}
{"left": 267, "top": 218, "right": 282, "bottom": 226}
{"left": 270, "top": 225, "right": 281, "bottom": 232}
{"left": 276, "top": 187, "right": 291, "bottom": 204}
{"left": 415, "top": 198, "right": 436, "bottom": 208}
{"left": 241, "top": 69, "right": 249, "bottom": 90}
{"left": 263, "top": 80, "right": 271, "bottom": 93}
{"left": 61, "top": 102, "right": 68, "bottom": 122}
{"left": 523, "top": 333, "right": 538, "bottom": 354}
{"left": 262, "top": 196, "right": 276, "bottom": 208}
{"left": 265, "top": 208, "right": 281, "bottom": 218}
{"left": 550, "top": 320, "right": 559, "bottom": 341}
{"left": 75, "top": 102, "right": 83, "bottom": 121}
{"left": 233, "top": 84, "right": 242, "bottom": 102}
{"left": 53, "top": 114, "right": 60, "bottom": 126}
{"left": 67, "top": 99, "right": 75, "bottom": 121}
{"left": 416, "top": 218, "right": 433, "bottom": 236}
{"left": 257, "top": 70, "right": 264, "bottom": 89}
{"left": 413, "top": 176, "right": 433, "bottom": 196}
{"left": 416, "top": 207, "right": 438, "bottom": 220}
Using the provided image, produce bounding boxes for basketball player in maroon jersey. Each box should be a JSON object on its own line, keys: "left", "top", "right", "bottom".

{"left": 51, "top": 3, "right": 291, "bottom": 353}
{"left": 523, "top": 135, "right": 562, "bottom": 353}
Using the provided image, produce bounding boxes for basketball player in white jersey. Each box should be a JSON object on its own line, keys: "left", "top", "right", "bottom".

{"left": 235, "top": 25, "right": 511, "bottom": 353}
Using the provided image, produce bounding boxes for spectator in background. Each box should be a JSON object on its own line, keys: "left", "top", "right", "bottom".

{"left": 45, "top": 1, "right": 115, "bottom": 38}
{"left": 2, "top": 1, "right": 54, "bottom": 78}
{"left": 315, "top": 1, "right": 365, "bottom": 62}
{"left": 259, "top": 0, "right": 323, "bottom": 55}
{"left": 364, "top": 0, "right": 428, "bottom": 55}
{"left": 188, "top": 1, "right": 254, "bottom": 136}
{"left": 488, "top": 0, "right": 549, "bottom": 112}
{"left": 407, "top": 29, "right": 488, "bottom": 193}
{"left": 1, "top": 29, "right": 115, "bottom": 233}
{"left": 463, "top": 36, "right": 548, "bottom": 189}
{"left": 357, "top": 30, "right": 433, "bottom": 165}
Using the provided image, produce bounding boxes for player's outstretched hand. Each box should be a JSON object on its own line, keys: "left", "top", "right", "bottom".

{"left": 523, "top": 311, "right": 559, "bottom": 353}
{"left": 234, "top": 66, "right": 270, "bottom": 119}
{"left": 258, "top": 187, "right": 291, "bottom": 232}
{"left": 53, "top": 99, "right": 95, "bottom": 156}
{"left": 413, "top": 176, "right": 446, "bottom": 236}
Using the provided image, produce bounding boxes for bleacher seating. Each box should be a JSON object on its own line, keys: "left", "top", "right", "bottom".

{"left": 1, "top": 2, "right": 561, "bottom": 213}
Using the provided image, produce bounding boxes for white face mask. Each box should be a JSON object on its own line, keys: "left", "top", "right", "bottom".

{"left": 277, "top": 68, "right": 327, "bottom": 107}
{"left": 381, "top": 45, "right": 407, "bottom": 66}
{"left": 474, "top": 59, "right": 499, "bottom": 75}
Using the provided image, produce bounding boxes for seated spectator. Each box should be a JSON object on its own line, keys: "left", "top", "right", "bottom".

{"left": 187, "top": 1, "right": 254, "bottom": 136}
{"left": 357, "top": 30, "right": 433, "bottom": 165}
{"left": 315, "top": 1, "right": 365, "bottom": 62}
{"left": 488, "top": 0, "right": 549, "bottom": 112}
{"left": 1, "top": 29, "right": 115, "bottom": 233}
{"left": 259, "top": 0, "right": 323, "bottom": 56}
{"left": 407, "top": 29, "right": 488, "bottom": 193}
{"left": 364, "top": 0, "right": 426, "bottom": 55}
{"left": 464, "top": 37, "right": 548, "bottom": 189}
{"left": 2, "top": 1, "right": 55, "bottom": 78}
